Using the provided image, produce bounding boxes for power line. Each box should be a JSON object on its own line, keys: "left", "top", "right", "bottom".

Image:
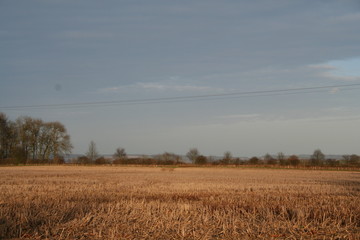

{"left": 1, "top": 83, "right": 360, "bottom": 110}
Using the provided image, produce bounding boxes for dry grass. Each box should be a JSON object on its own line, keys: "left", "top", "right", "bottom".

{"left": 0, "top": 166, "right": 359, "bottom": 239}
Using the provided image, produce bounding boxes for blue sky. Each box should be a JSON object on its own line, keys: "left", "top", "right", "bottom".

{"left": 1, "top": 0, "right": 360, "bottom": 157}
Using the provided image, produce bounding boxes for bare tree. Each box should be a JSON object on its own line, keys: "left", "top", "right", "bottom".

{"left": 311, "top": 149, "right": 325, "bottom": 166}
{"left": 156, "top": 152, "right": 182, "bottom": 164}
{"left": 5, "top": 121, "right": 18, "bottom": 160}
{"left": 186, "top": 148, "right": 199, "bottom": 164}
{"left": 16, "top": 116, "right": 32, "bottom": 162}
{"left": 0, "top": 113, "right": 7, "bottom": 159}
{"left": 343, "top": 154, "right": 360, "bottom": 166}
{"left": 37, "top": 121, "right": 72, "bottom": 162}
{"left": 277, "top": 152, "right": 287, "bottom": 165}
{"left": 86, "top": 140, "right": 99, "bottom": 163}
{"left": 0, "top": 113, "right": 73, "bottom": 164}
{"left": 17, "top": 117, "right": 43, "bottom": 161}
{"left": 0, "top": 113, "right": 15, "bottom": 160}
{"left": 113, "top": 147, "right": 127, "bottom": 164}
{"left": 113, "top": 147, "right": 127, "bottom": 159}
{"left": 264, "top": 153, "right": 276, "bottom": 165}
{"left": 222, "top": 151, "right": 232, "bottom": 164}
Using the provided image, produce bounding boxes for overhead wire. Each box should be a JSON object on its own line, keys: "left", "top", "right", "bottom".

{"left": 1, "top": 83, "right": 360, "bottom": 110}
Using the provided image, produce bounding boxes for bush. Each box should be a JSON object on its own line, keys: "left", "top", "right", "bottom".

{"left": 264, "top": 154, "right": 277, "bottom": 165}
{"left": 288, "top": 155, "right": 300, "bottom": 166}
{"left": 266, "top": 158, "right": 278, "bottom": 165}
{"left": 195, "top": 155, "right": 207, "bottom": 165}
{"left": 233, "top": 158, "right": 243, "bottom": 165}
{"left": 279, "top": 158, "right": 289, "bottom": 166}
{"left": 325, "top": 159, "right": 340, "bottom": 167}
{"left": 113, "top": 158, "right": 127, "bottom": 165}
{"left": 75, "top": 156, "right": 91, "bottom": 164}
{"left": 155, "top": 152, "right": 183, "bottom": 165}
{"left": 95, "top": 157, "right": 109, "bottom": 165}
{"left": 53, "top": 156, "right": 65, "bottom": 164}
{"left": 248, "top": 157, "right": 259, "bottom": 165}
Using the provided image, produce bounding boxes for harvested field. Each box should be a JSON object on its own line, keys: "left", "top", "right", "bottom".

{"left": 0, "top": 166, "right": 359, "bottom": 239}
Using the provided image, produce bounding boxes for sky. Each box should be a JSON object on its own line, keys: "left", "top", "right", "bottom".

{"left": 1, "top": 0, "right": 360, "bottom": 157}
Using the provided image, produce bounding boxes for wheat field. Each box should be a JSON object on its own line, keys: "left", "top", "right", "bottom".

{"left": 0, "top": 166, "right": 359, "bottom": 239}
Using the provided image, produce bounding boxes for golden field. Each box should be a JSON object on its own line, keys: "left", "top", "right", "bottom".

{"left": 0, "top": 166, "right": 359, "bottom": 239}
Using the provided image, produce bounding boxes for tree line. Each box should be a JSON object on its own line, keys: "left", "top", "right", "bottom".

{"left": 0, "top": 113, "right": 72, "bottom": 164}
{"left": 1, "top": 112, "right": 359, "bottom": 167}
{"left": 74, "top": 142, "right": 360, "bottom": 168}
{"left": 191, "top": 148, "right": 360, "bottom": 167}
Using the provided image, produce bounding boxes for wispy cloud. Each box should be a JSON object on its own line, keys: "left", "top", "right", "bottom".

{"left": 309, "top": 63, "right": 360, "bottom": 82}
{"left": 333, "top": 13, "right": 360, "bottom": 22}
{"left": 308, "top": 64, "right": 337, "bottom": 71}
{"left": 320, "top": 72, "right": 360, "bottom": 81}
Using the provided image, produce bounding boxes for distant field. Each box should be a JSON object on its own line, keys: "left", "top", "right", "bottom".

{"left": 1, "top": 166, "right": 359, "bottom": 239}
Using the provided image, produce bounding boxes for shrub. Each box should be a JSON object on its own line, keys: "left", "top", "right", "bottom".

{"left": 76, "top": 156, "right": 91, "bottom": 164}
{"left": 113, "top": 158, "right": 127, "bottom": 165}
{"left": 248, "top": 157, "right": 259, "bottom": 165}
{"left": 325, "top": 159, "right": 340, "bottom": 167}
{"left": 288, "top": 155, "right": 300, "bottom": 166}
{"left": 195, "top": 155, "right": 207, "bottom": 165}
{"left": 95, "top": 157, "right": 109, "bottom": 165}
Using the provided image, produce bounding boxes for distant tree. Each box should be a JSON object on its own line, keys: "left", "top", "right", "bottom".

{"left": 86, "top": 141, "right": 99, "bottom": 163}
{"left": 342, "top": 155, "right": 350, "bottom": 164}
{"left": 343, "top": 154, "right": 360, "bottom": 166}
{"left": 14, "top": 117, "right": 72, "bottom": 163}
{"left": 349, "top": 155, "right": 360, "bottom": 166}
{"left": 248, "top": 157, "right": 259, "bottom": 165}
{"left": 0, "top": 113, "right": 16, "bottom": 160}
{"left": 156, "top": 152, "right": 182, "bottom": 165}
{"left": 277, "top": 152, "right": 287, "bottom": 165}
{"left": 206, "top": 156, "right": 215, "bottom": 163}
{"left": 5, "top": 121, "right": 18, "bottom": 161}
{"left": 311, "top": 149, "right": 325, "bottom": 166}
{"left": 17, "top": 117, "right": 43, "bottom": 161}
{"left": 0, "top": 113, "right": 72, "bottom": 164}
{"left": 0, "top": 113, "right": 7, "bottom": 160}
{"left": 233, "top": 157, "right": 242, "bottom": 165}
{"left": 38, "top": 121, "right": 72, "bottom": 162}
{"left": 113, "top": 147, "right": 127, "bottom": 159}
{"left": 264, "top": 153, "right": 277, "bottom": 165}
{"left": 15, "top": 116, "right": 32, "bottom": 162}
{"left": 195, "top": 155, "right": 207, "bottom": 165}
{"left": 222, "top": 151, "right": 232, "bottom": 164}
{"left": 186, "top": 148, "right": 199, "bottom": 164}
{"left": 288, "top": 155, "right": 300, "bottom": 166}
